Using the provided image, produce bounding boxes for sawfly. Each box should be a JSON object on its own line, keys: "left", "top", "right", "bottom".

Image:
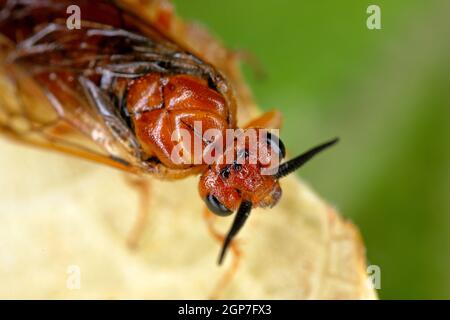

{"left": 0, "top": 0, "right": 337, "bottom": 265}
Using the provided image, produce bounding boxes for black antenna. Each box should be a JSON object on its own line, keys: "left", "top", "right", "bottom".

{"left": 218, "top": 200, "right": 253, "bottom": 265}
{"left": 274, "top": 138, "right": 339, "bottom": 179}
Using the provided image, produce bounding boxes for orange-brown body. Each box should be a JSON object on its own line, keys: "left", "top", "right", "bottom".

{"left": 126, "top": 71, "right": 282, "bottom": 210}
{"left": 127, "top": 73, "right": 230, "bottom": 169}
{"left": 0, "top": 0, "right": 337, "bottom": 265}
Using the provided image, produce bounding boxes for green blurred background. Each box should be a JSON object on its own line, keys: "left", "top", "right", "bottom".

{"left": 173, "top": 0, "right": 450, "bottom": 299}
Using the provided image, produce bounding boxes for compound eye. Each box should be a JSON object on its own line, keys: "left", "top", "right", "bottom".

{"left": 266, "top": 132, "right": 286, "bottom": 159}
{"left": 205, "top": 194, "right": 233, "bottom": 217}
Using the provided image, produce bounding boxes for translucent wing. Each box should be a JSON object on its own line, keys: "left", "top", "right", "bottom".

{"left": 0, "top": 0, "right": 232, "bottom": 178}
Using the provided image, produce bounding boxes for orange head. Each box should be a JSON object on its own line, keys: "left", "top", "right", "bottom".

{"left": 199, "top": 135, "right": 339, "bottom": 264}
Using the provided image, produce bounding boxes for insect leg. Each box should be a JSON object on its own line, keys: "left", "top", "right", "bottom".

{"left": 233, "top": 49, "right": 267, "bottom": 80}
{"left": 123, "top": 173, "right": 152, "bottom": 249}
{"left": 244, "top": 110, "right": 283, "bottom": 130}
{"left": 202, "top": 206, "right": 241, "bottom": 299}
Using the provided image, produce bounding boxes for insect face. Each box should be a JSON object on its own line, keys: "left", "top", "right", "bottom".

{"left": 199, "top": 131, "right": 286, "bottom": 214}
{"left": 200, "top": 158, "right": 283, "bottom": 213}
{"left": 199, "top": 137, "right": 339, "bottom": 264}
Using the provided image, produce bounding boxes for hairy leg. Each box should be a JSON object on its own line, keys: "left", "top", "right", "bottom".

{"left": 123, "top": 174, "right": 152, "bottom": 249}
